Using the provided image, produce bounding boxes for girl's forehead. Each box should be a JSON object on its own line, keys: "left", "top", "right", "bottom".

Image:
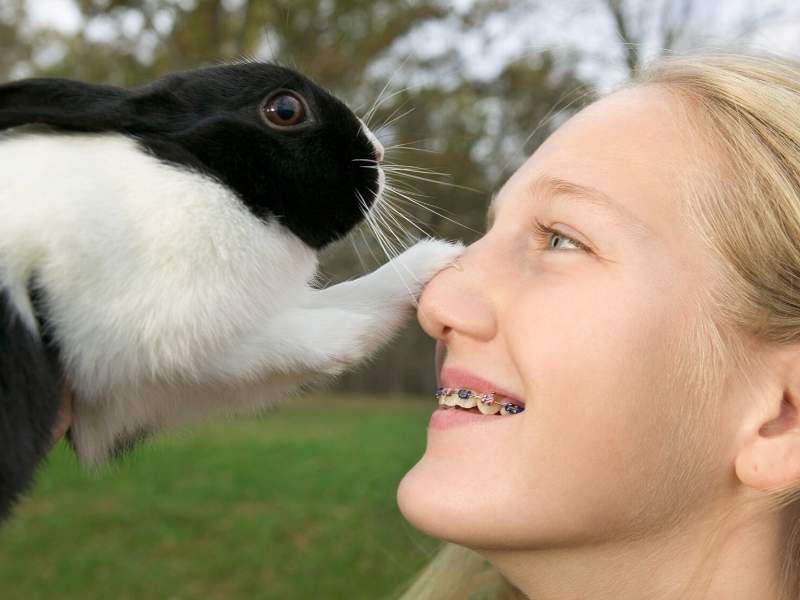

{"left": 492, "top": 85, "right": 700, "bottom": 236}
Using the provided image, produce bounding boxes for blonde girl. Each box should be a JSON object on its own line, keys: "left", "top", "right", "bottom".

{"left": 396, "top": 49, "right": 800, "bottom": 599}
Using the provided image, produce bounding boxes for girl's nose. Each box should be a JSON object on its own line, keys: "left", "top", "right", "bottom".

{"left": 417, "top": 251, "right": 497, "bottom": 344}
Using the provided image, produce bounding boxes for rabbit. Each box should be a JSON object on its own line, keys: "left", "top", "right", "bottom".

{"left": 0, "top": 62, "right": 463, "bottom": 520}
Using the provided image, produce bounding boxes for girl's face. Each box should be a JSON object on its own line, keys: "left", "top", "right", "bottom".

{"left": 398, "top": 86, "right": 746, "bottom": 549}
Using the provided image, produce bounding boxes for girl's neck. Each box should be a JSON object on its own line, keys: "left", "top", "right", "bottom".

{"left": 483, "top": 505, "right": 784, "bottom": 600}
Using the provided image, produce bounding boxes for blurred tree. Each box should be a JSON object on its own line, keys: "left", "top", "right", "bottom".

{"left": 604, "top": 0, "right": 695, "bottom": 75}
{"left": 0, "top": 0, "right": 32, "bottom": 77}
{"left": 600, "top": 0, "right": 799, "bottom": 77}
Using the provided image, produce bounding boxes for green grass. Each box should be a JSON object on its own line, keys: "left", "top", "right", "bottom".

{"left": 0, "top": 395, "right": 443, "bottom": 599}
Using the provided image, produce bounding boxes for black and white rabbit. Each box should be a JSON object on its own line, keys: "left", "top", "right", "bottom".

{"left": 0, "top": 62, "right": 463, "bottom": 519}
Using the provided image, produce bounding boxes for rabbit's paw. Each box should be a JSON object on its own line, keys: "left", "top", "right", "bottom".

{"left": 387, "top": 239, "right": 465, "bottom": 298}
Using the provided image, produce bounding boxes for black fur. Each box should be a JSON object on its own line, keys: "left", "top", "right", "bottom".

{"left": 0, "top": 286, "right": 62, "bottom": 520}
{"left": 0, "top": 63, "right": 380, "bottom": 249}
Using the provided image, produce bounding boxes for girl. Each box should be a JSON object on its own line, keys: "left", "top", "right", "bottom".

{"left": 397, "top": 50, "right": 800, "bottom": 599}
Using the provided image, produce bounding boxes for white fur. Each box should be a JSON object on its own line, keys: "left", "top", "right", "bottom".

{"left": 0, "top": 130, "right": 463, "bottom": 464}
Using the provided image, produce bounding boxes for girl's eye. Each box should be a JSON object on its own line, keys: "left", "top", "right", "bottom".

{"left": 532, "top": 218, "right": 591, "bottom": 253}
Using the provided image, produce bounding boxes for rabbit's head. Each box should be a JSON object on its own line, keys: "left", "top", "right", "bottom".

{"left": 0, "top": 62, "right": 385, "bottom": 248}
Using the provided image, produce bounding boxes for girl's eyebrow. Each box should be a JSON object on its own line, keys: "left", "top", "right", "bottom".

{"left": 487, "top": 175, "right": 653, "bottom": 240}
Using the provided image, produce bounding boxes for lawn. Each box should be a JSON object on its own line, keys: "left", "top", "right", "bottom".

{"left": 0, "top": 394, "right": 443, "bottom": 599}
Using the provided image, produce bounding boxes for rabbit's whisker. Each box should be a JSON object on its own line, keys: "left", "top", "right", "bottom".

{"left": 384, "top": 184, "right": 482, "bottom": 235}
{"left": 380, "top": 106, "right": 416, "bottom": 131}
{"left": 359, "top": 193, "right": 419, "bottom": 305}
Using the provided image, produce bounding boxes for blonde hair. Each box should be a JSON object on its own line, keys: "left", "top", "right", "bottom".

{"left": 394, "top": 49, "right": 800, "bottom": 600}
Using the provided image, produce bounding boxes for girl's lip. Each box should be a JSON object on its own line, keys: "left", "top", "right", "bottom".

{"left": 438, "top": 366, "right": 525, "bottom": 407}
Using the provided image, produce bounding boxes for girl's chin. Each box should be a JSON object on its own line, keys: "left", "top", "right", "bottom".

{"left": 397, "top": 459, "right": 499, "bottom": 545}
{"left": 397, "top": 463, "right": 452, "bottom": 537}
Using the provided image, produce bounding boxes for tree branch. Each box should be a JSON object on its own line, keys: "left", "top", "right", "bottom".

{"left": 604, "top": 0, "right": 640, "bottom": 76}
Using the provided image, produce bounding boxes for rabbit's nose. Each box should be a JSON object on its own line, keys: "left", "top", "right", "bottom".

{"left": 358, "top": 118, "right": 385, "bottom": 163}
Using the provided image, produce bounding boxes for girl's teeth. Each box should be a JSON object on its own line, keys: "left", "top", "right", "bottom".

{"left": 476, "top": 400, "right": 501, "bottom": 415}
{"left": 435, "top": 387, "right": 524, "bottom": 415}
{"left": 459, "top": 395, "right": 477, "bottom": 409}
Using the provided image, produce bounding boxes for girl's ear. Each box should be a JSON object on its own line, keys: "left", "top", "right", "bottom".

{"left": 735, "top": 354, "right": 800, "bottom": 492}
{"left": 0, "top": 77, "right": 129, "bottom": 133}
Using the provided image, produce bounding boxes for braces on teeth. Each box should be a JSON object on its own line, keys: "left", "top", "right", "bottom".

{"left": 435, "top": 387, "right": 525, "bottom": 415}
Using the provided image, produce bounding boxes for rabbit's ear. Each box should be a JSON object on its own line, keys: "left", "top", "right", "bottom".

{"left": 0, "top": 77, "right": 130, "bottom": 133}
{"left": 0, "top": 286, "right": 63, "bottom": 522}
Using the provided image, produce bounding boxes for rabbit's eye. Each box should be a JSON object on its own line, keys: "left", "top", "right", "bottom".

{"left": 262, "top": 91, "right": 308, "bottom": 128}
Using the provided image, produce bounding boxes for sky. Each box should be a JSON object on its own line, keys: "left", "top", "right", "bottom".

{"left": 19, "top": 0, "right": 800, "bottom": 93}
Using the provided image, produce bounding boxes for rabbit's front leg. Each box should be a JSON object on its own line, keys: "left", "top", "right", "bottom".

{"left": 297, "top": 239, "right": 465, "bottom": 374}
{"left": 306, "top": 239, "right": 464, "bottom": 311}
{"left": 208, "top": 239, "right": 463, "bottom": 379}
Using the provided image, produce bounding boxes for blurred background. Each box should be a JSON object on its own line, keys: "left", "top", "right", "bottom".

{"left": 1, "top": 1, "right": 799, "bottom": 598}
